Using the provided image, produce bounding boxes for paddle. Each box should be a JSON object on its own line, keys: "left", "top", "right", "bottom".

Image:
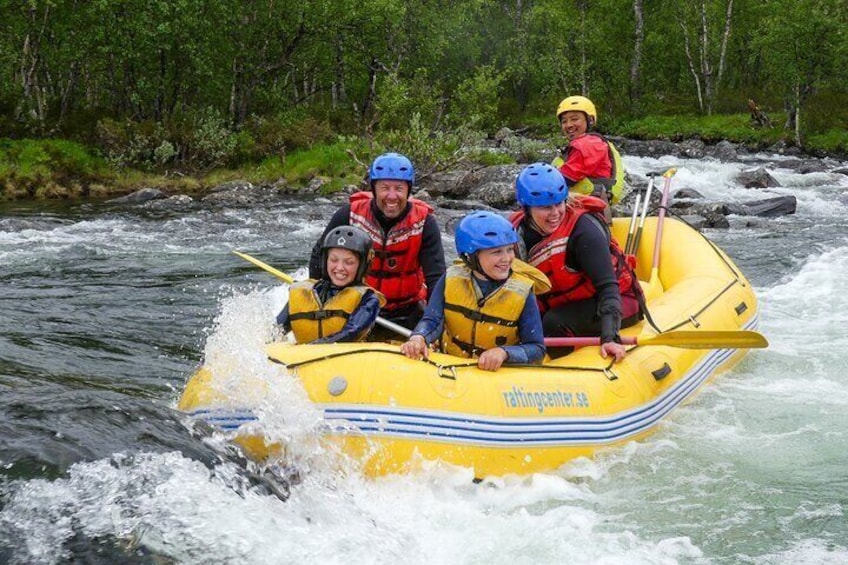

{"left": 647, "top": 167, "right": 678, "bottom": 290}
{"left": 544, "top": 329, "right": 767, "bottom": 350}
{"left": 623, "top": 183, "right": 643, "bottom": 254}
{"left": 626, "top": 172, "right": 657, "bottom": 255}
{"left": 232, "top": 250, "right": 413, "bottom": 339}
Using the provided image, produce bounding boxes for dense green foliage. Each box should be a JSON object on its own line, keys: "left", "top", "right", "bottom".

{"left": 1, "top": 0, "right": 847, "bottom": 198}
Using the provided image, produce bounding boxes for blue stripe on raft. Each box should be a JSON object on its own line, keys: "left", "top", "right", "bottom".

{"left": 186, "top": 408, "right": 258, "bottom": 431}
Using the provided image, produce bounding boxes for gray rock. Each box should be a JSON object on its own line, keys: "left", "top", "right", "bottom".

{"left": 679, "top": 138, "right": 706, "bottom": 159}
{"left": 201, "top": 184, "right": 282, "bottom": 206}
{"left": 797, "top": 160, "right": 828, "bottom": 174}
{"left": 463, "top": 164, "right": 524, "bottom": 209}
{"left": 678, "top": 215, "right": 707, "bottom": 230}
{"left": 302, "top": 177, "right": 329, "bottom": 194}
{"left": 703, "top": 211, "right": 730, "bottom": 228}
{"left": 467, "top": 180, "right": 517, "bottom": 209}
{"left": 710, "top": 140, "right": 738, "bottom": 161}
{"left": 669, "top": 200, "right": 696, "bottom": 210}
{"left": 672, "top": 188, "right": 704, "bottom": 199}
{"left": 420, "top": 170, "right": 477, "bottom": 199}
{"left": 741, "top": 195, "right": 796, "bottom": 217}
{"left": 715, "top": 202, "right": 747, "bottom": 216}
{"left": 494, "top": 127, "right": 514, "bottom": 145}
{"left": 107, "top": 187, "right": 166, "bottom": 204}
{"left": 736, "top": 167, "right": 781, "bottom": 189}
{"left": 142, "top": 194, "right": 195, "bottom": 210}
{"left": 767, "top": 140, "right": 802, "bottom": 156}
{"left": 209, "top": 180, "right": 253, "bottom": 193}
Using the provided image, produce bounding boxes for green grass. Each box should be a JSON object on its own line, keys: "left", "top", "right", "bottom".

{"left": 204, "top": 141, "right": 367, "bottom": 194}
{"left": 0, "top": 138, "right": 114, "bottom": 198}
{"left": 3, "top": 114, "right": 846, "bottom": 200}
{"left": 612, "top": 113, "right": 788, "bottom": 145}
{"left": 805, "top": 129, "right": 848, "bottom": 154}
{"left": 464, "top": 149, "right": 516, "bottom": 166}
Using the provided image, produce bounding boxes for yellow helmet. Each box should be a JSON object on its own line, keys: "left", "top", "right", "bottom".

{"left": 556, "top": 96, "right": 597, "bottom": 124}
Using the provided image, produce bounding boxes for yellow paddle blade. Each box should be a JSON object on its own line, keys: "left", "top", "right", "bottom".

{"left": 233, "top": 251, "right": 294, "bottom": 284}
{"left": 638, "top": 330, "right": 768, "bottom": 349}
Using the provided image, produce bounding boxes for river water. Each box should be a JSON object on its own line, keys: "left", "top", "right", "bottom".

{"left": 1, "top": 152, "right": 846, "bottom": 564}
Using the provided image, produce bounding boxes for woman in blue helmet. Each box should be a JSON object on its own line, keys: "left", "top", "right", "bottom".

{"left": 308, "top": 152, "right": 446, "bottom": 335}
{"left": 509, "top": 163, "right": 642, "bottom": 361}
{"left": 400, "top": 211, "right": 548, "bottom": 371}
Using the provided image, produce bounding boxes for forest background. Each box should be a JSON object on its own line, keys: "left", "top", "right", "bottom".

{"left": 1, "top": 0, "right": 847, "bottom": 199}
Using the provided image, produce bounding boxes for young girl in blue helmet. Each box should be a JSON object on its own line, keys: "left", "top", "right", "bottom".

{"left": 400, "top": 211, "right": 549, "bottom": 371}
{"left": 277, "top": 225, "right": 386, "bottom": 343}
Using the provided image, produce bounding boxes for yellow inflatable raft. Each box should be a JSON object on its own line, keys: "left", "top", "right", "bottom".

{"left": 179, "top": 217, "right": 761, "bottom": 478}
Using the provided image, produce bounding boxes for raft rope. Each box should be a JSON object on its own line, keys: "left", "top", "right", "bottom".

{"left": 638, "top": 203, "right": 749, "bottom": 335}
{"left": 269, "top": 348, "right": 618, "bottom": 379}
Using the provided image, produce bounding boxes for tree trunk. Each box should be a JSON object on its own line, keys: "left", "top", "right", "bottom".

{"left": 578, "top": 0, "right": 588, "bottom": 94}
{"left": 716, "top": 0, "right": 734, "bottom": 86}
{"left": 678, "top": 15, "right": 704, "bottom": 112}
{"left": 794, "top": 82, "right": 802, "bottom": 146}
{"left": 629, "top": 0, "right": 644, "bottom": 108}
{"left": 16, "top": 5, "right": 51, "bottom": 125}
{"left": 699, "top": 1, "right": 713, "bottom": 114}
{"left": 783, "top": 98, "right": 796, "bottom": 131}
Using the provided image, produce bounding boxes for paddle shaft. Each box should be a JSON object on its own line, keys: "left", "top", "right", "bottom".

{"left": 651, "top": 168, "right": 678, "bottom": 271}
{"left": 232, "top": 251, "right": 412, "bottom": 339}
{"left": 544, "top": 329, "right": 767, "bottom": 350}
{"left": 627, "top": 173, "right": 657, "bottom": 255}
{"left": 624, "top": 189, "right": 642, "bottom": 255}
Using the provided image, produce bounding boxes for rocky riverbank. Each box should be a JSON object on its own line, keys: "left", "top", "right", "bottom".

{"left": 109, "top": 136, "right": 848, "bottom": 232}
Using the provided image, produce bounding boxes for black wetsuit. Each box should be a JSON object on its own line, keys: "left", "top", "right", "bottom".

{"left": 520, "top": 213, "right": 641, "bottom": 358}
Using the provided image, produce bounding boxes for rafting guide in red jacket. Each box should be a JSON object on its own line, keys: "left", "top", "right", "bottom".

{"left": 308, "top": 152, "right": 446, "bottom": 336}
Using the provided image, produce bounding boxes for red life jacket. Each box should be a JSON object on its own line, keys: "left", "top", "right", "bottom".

{"left": 349, "top": 191, "right": 432, "bottom": 311}
{"left": 510, "top": 197, "right": 638, "bottom": 312}
{"left": 560, "top": 132, "right": 612, "bottom": 181}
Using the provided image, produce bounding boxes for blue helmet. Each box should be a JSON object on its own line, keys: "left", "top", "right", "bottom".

{"left": 455, "top": 211, "right": 519, "bottom": 255}
{"left": 515, "top": 162, "right": 567, "bottom": 206}
{"left": 369, "top": 152, "right": 415, "bottom": 189}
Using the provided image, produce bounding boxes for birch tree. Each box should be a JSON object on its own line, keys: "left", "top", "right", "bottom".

{"left": 674, "top": 0, "right": 735, "bottom": 114}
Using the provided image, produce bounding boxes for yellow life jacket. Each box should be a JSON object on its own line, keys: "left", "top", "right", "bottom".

{"left": 288, "top": 280, "right": 384, "bottom": 343}
{"left": 552, "top": 135, "right": 625, "bottom": 204}
{"left": 441, "top": 264, "right": 536, "bottom": 358}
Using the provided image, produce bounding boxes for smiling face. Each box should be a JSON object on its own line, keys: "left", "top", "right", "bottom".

{"left": 528, "top": 202, "right": 566, "bottom": 235}
{"left": 325, "top": 247, "right": 360, "bottom": 287}
{"left": 474, "top": 244, "right": 515, "bottom": 281}
{"left": 560, "top": 110, "right": 589, "bottom": 141}
{"left": 373, "top": 179, "right": 410, "bottom": 219}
